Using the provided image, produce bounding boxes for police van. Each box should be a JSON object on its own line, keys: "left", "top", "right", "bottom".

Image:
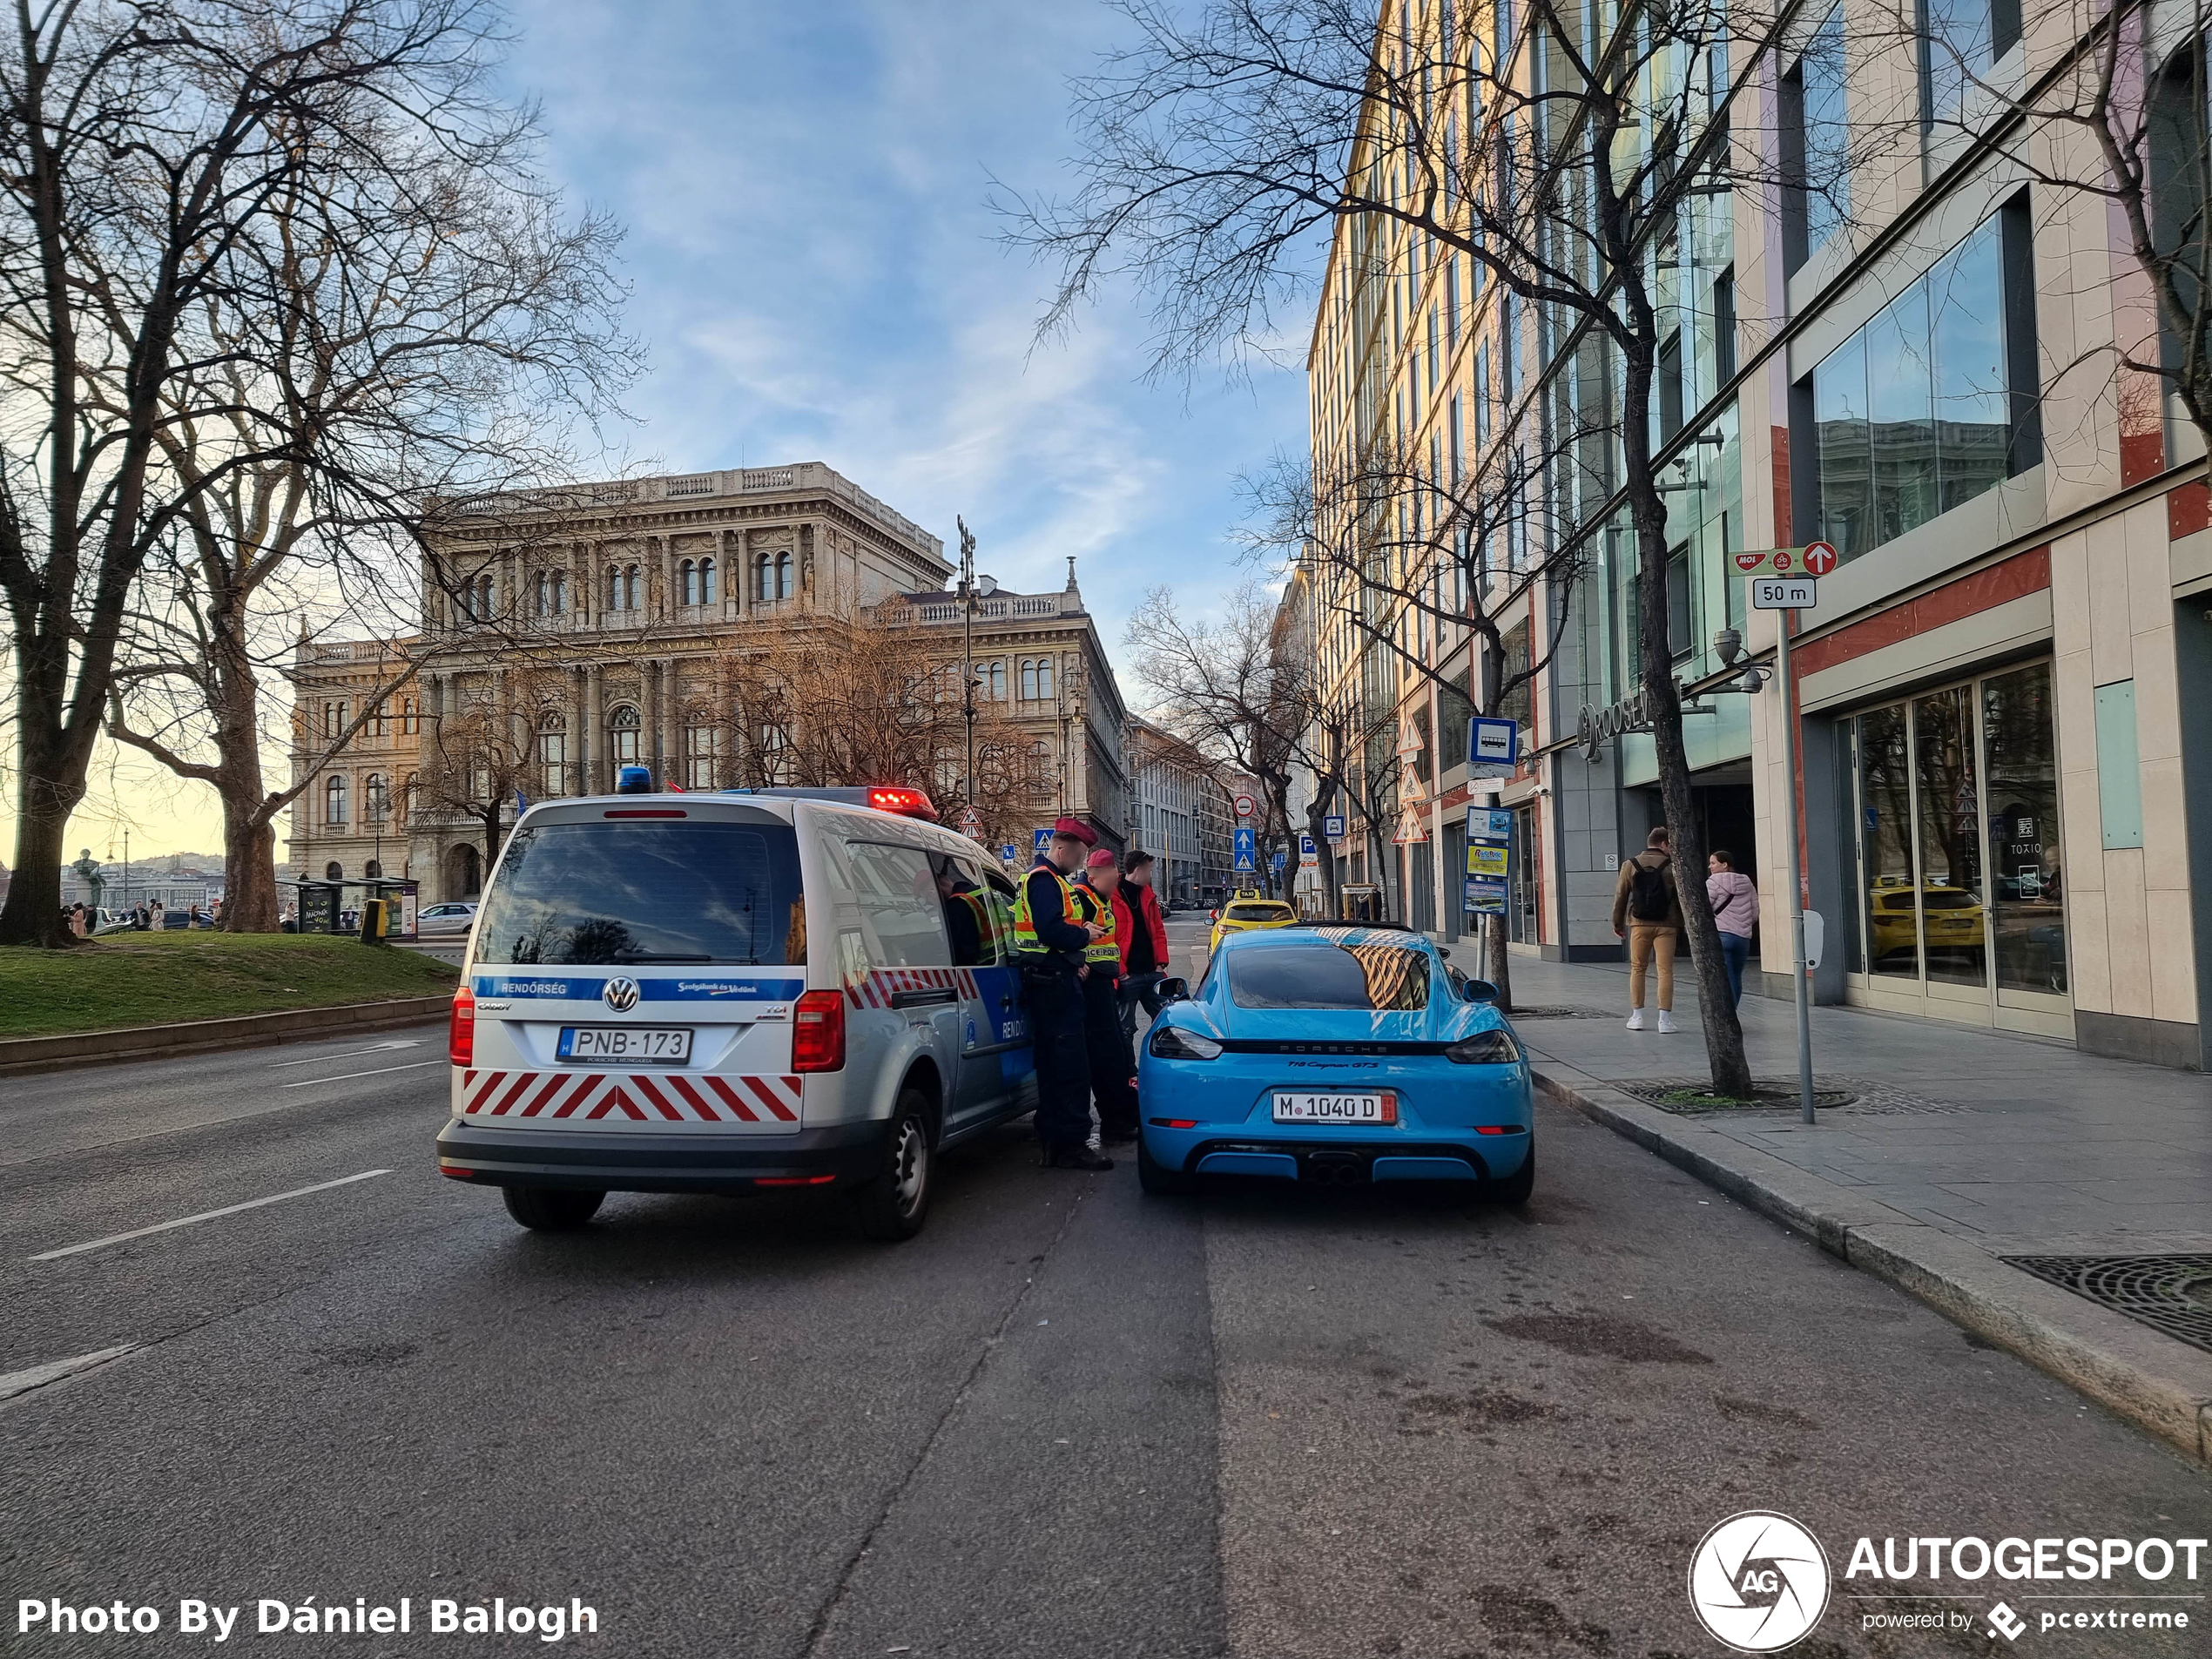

{"left": 435, "top": 779, "right": 1034, "bottom": 1240}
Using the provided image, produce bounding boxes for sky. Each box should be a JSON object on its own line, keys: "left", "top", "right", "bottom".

{"left": 25, "top": 0, "right": 1309, "bottom": 867}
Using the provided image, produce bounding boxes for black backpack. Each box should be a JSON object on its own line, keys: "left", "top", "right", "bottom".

{"left": 1627, "top": 857, "right": 1673, "bottom": 923}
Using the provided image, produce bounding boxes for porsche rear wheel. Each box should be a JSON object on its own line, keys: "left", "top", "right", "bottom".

{"left": 1486, "top": 1141, "right": 1534, "bottom": 1207}
{"left": 1137, "top": 1134, "right": 1191, "bottom": 1197}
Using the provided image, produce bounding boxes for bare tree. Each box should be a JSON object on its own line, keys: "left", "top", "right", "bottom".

{"left": 100, "top": 117, "right": 635, "bottom": 932}
{"left": 0, "top": 0, "right": 581, "bottom": 946}
{"left": 999, "top": 0, "right": 1827, "bottom": 1092}
{"left": 405, "top": 665, "right": 567, "bottom": 881}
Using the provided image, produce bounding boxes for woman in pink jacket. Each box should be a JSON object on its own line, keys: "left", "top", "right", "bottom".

{"left": 1706, "top": 850, "right": 1759, "bottom": 1008}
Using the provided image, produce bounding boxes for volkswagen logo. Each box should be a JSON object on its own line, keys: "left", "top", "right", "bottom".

{"left": 602, "top": 976, "right": 641, "bottom": 1013}
{"left": 1687, "top": 1511, "right": 1831, "bottom": 1653}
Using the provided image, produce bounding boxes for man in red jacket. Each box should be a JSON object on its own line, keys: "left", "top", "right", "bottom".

{"left": 1112, "top": 850, "right": 1173, "bottom": 1038}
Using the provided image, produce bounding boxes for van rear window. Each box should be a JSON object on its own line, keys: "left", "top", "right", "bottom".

{"left": 473, "top": 820, "right": 806, "bottom": 966}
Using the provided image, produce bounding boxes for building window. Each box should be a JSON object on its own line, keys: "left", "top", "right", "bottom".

{"left": 321, "top": 699, "right": 349, "bottom": 739}
{"left": 364, "top": 859, "right": 382, "bottom": 880}
{"left": 1800, "top": 205, "right": 2035, "bottom": 562}
{"left": 473, "top": 572, "right": 494, "bottom": 621}
{"left": 537, "top": 714, "right": 566, "bottom": 799}
{"left": 681, "top": 559, "right": 698, "bottom": 606}
{"left": 364, "top": 773, "right": 389, "bottom": 826}
{"left": 699, "top": 556, "right": 718, "bottom": 605}
{"left": 401, "top": 696, "right": 419, "bottom": 736}
{"left": 685, "top": 724, "right": 720, "bottom": 789}
{"left": 775, "top": 551, "right": 793, "bottom": 600}
{"left": 368, "top": 701, "right": 389, "bottom": 738}
{"left": 325, "top": 860, "right": 343, "bottom": 881}
{"left": 1020, "top": 659, "right": 1037, "bottom": 700}
{"left": 608, "top": 704, "right": 641, "bottom": 764}
{"left": 1783, "top": 9, "right": 1849, "bottom": 272}
{"left": 325, "top": 775, "right": 348, "bottom": 825}
{"left": 606, "top": 564, "right": 623, "bottom": 612}
{"left": 536, "top": 571, "right": 552, "bottom": 617}
{"left": 1474, "top": 345, "right": 1491, "bottom": 448}
{"left": 1925, "top": 0, "right": 2022, "bottom": 120}
{"left": 624, "top": 564, "right": 641, "bottom": 610}
{"left": 988, "top": 661, "right": 1006, "bottom": 700}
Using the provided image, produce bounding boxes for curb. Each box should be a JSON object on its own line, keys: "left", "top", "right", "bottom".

{"left": 0, "top": 995, "right": 455, "bottom": 1077}
{"left": 1532, "top": 1062, "right": 2212, "bottom": 1469}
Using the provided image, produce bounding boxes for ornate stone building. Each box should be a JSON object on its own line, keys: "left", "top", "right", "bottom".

{"left": 288, "top": 462, "right": 1127, "bottom": 901}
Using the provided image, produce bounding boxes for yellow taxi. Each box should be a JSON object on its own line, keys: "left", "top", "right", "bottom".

{"left": 1209, "top": 891, "right": 1298, "bottom": 954}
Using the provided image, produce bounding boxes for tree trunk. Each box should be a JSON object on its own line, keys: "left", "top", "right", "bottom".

{"left": 1620, "top": 337, "right": 1752, "bottom": 1096}
{"left": 223, "top": 807, "right": 281, "bottom": 932}
{"left": 0, "top": 713, "right": 91, "bottom": 948}
{"left": 1474, "top": 645, "right": 1514, "bottom": 1013}
{"left": 1484, "top": 907, "right": 1514, "bottom": 1015}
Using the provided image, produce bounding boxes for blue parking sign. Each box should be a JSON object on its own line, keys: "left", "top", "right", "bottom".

{"left": 1323, "top": 814, "right": 1346, "bottom": 840}
{"left": 1299, "top": 833, "right": 1315, "bottom": 855}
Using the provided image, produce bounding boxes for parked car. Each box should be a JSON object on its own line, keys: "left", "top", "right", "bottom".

{"left": 1136, "top": 925, "right": 1534, "bottom": 1204}
{"left": 415, "top": 900, "right": 479, "bottom": 936}
{"left": 436, "top": 784, "right": 1035, "bottom": 1241}
{"left": 1208, "top": 893, "right": 1298, "bottom": 954}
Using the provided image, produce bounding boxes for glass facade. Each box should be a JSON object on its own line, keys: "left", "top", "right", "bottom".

{"left": 1810, "top": 216, "right": 2018, "bottom": 560}
{"left": 1837, "top": 661, "right": 2065, "bottom": 1013}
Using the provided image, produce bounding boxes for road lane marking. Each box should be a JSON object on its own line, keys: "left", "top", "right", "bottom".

{"left": 266, "top": 1040, "right": 421, "bottom": 1069}
{"left": 30, "top": 1170, "right": 392, "bottom": 1261}
{"left": 0, "top": 1344, "right": 138, "bottom": 1402}
{"left": 280, "top": 1060, "right": 442, "bottom": 1089}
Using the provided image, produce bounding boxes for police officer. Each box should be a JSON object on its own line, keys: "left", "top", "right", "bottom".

{"left": 1012, "top": 817, "right": 1113, "bottom": 1170}
{"left": 1076, "top": 848, "right": 1139, "bottom": 1143}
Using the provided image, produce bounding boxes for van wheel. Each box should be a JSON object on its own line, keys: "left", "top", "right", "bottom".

{"left": 1486, "top": 1143, "right": 1534, "bottom": 1208}
{"left": 852, "top": 1089, "right": 934, "bottom": 1242}
{"left": 1136, "top": 1134, "right": 1190, "bottom": 1197}
{"left": 502, "top": 1186, "right": 604, "bottom": 1231}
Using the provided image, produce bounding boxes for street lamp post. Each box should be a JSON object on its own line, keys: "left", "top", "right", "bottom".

{"left": 956, "top": 516, "right": 996, "bottom": 826}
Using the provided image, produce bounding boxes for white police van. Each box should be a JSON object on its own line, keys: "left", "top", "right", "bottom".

{"left": 435, "top": 779, "right": 1034, "bottom": 1239}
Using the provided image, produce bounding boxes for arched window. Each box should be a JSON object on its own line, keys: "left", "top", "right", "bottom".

{"left": 364, "top": 859, "right": 382, "bottom": 879}
{"left": 1019, "top": 659, "right": 1036, "bottom": 700}
{"left": 550, "top": 570, "right": 567, "bottom": 614}
{"left": 608, "top": 704, "right": 642, "bottom": 764}
{"left": 364, "top": 773, "right": 388, "bottom": 825}
{"left": 775, "top": 551, "right": 793, "bottom": 600}
{"left": 699, "top": 556, "right": 717, "bottom": 604}
{"left": 624, "top": 563, "right": 641, "bottom": 610}
{"left": 537, "top": 711, "right": 567, "bottom": 797}
{"left": 475, "top": 572, "right": 494, "bottom": 620}
{"left": 324, "top": 860, "right": 343, "bottom": 880}
{"left": 753, "top": 552, "right": 772, "bottom": 603}
{"left": 535, "top": 571, "right": 550, "bottom": 617}
{"left": 680, "top": 559, "right": 698, "bottom": 606}
{"left": 325, "top": 775, "right": 348, "bottom": 825}
{"left": 988, "top": 662, "right": 1006, "bottom": 700}
{"left": 1036, "top": 657, "right": 1054, "bottom": 701}
{"left": 606, "top": 564, "right": 623, "bottom": 612}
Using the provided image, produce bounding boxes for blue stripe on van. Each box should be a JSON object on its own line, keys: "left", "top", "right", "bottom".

{"left": 472, "top": 975, "right": 805, "bottom": 1001}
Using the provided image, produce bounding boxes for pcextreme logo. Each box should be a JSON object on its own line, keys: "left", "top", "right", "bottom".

{"left": 1687, "top": 1511, "right": 1832, "bottom": 1652}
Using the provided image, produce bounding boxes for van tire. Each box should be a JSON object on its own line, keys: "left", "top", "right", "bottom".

{"left": 1136, "top": 1134, "right": 1190, "bottom": 1197}
{"left": 502, "top": 1186, "right": 604, "bottom": 1231}
{"left": 1485, "top": 1142, "right": 1534, "bottom": 1208}
{"left": 852, "top": 1089, "right": 934, "bottom": 1242}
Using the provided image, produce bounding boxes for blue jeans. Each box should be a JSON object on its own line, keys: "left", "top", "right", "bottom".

{"left": 1718, "top": 932, "right": 1752, "bottom": 1008}
{"left": 1118, "top": 971, "right": 1165, "bottom": 1038}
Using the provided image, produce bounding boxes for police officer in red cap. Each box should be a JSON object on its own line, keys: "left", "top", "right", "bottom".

{"left": 1010, "top": 816, "right": 1113, "bottom": 1170}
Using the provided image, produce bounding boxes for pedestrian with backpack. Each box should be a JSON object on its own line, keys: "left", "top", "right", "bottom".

{"left": 1610, "top": 826, "right": 1683, "bottom": 1032}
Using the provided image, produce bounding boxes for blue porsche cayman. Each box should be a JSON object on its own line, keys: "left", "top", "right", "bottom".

{"left": 1136, "top": 925, "right": 1533, "bottom": 1203}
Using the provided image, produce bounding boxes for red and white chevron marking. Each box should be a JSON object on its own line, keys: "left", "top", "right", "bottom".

{"left": 845, "top": 966, "right": 981, "bottom": 1008}
{"left": 458, "top": 1069, "right": 801, "bottom": 1123}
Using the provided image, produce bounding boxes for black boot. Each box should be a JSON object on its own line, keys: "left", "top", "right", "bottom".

{"left": 1048, "top": 1146, "right": 1116, "bottom": 1171}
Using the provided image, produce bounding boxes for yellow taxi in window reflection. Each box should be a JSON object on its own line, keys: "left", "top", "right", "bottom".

{"left": 1870, "top": 884, "right": 1985, "bottom": 963}
{"left": 1210, "top": 893, "right": 1298, "bottom": 955}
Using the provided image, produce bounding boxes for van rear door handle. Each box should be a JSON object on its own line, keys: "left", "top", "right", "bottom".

{"left": 890, "top": 987, "right": 958, "bottom": 1008}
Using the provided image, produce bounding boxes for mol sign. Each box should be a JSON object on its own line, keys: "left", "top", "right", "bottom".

{"left": 1731, "top": 541, "right": 1837, "bottom": 577}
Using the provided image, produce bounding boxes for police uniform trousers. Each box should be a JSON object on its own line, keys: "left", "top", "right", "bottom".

{"left": 1082, "top": 970, "right": 1138, "bottom": 1137}
{"left": 1022, "top": 960, "right": 1093, "bottom": 1153}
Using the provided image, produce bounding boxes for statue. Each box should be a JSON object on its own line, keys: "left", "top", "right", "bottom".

{"left": 71, "top": 847, "right": 104, "bottom": 913}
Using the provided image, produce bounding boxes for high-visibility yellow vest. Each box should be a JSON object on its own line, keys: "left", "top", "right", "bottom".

{"left": 1011, "top": 862, "right": 1078, "bottom": 956}
{"left": 1074, "top": 882, "right": 1120, "bottom": 966}
{"left": 952, "top": 886, "right": 995, "bottom": 958}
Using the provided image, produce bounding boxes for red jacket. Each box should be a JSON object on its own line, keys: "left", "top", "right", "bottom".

{"left": 1111, "top": 880, "right": 1170, "bottom": 975}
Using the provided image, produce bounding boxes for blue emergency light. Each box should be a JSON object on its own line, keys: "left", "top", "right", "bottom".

{"left": 616, "top": 765, "right": 653, "bottom": 794}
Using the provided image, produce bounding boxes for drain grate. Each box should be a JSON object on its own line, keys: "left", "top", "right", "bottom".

{"left": 2000, "top": 1254, "right": 2212, "bottom": 1356}
{"left": 1613, "top": 1076, "right": 1968, "bottom": 1116}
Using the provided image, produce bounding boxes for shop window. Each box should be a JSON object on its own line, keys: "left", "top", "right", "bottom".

{"left": 1912, "top": 684, "right": 1986, "bottom": 988}
{"left": 1984, "top": 663, "right": 2065, "bottom": 995}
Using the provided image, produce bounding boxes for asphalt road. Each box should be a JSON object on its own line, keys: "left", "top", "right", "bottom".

{"left": 3, "top": 916, "right": 2204, "bottom": 1658}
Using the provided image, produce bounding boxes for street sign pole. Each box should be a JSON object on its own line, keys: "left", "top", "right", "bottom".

{"left": 1776, "top": 607, "right": 1816, "bottom": 1125}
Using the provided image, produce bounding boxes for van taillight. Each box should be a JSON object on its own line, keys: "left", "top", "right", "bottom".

{"left": 448, "top": 987, "right": 475, "bottom": 1066}
{"left": 792, "top": 989, "right": 845, "bottom": 1072}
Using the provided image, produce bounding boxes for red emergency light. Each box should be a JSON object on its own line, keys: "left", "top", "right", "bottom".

{"left": 866, "top": 786, "right": 938, "bottom": 820}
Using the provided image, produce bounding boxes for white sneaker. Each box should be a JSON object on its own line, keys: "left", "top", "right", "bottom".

{"left": 1656, "top": 1011, "right": 1678, "bottom": 1034}
{"left": 1625, "top": 1008, "right": 1647, "bottom": 1031}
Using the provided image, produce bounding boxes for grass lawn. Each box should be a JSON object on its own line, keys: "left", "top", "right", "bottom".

{"left": 0, "top": 931, "right": 460, "bottom": 1040}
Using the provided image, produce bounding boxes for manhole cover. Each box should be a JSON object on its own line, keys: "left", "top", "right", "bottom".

{"left": 2000, "top": 1254, "right": 2212, "bottom": 1356}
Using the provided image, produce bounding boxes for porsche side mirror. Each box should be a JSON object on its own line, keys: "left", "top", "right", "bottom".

{"left": 1462, "top": 978, "right": 1501, "bottom": 1002}
{"left": 1157, "top": 976, "right": 1190, "bottom": 1002}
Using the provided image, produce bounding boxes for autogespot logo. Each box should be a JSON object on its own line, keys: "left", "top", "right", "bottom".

{"left": 602, "top": 976, "right": 641, "bottom": 1013}
{"left": 1689, "top": 1511, "right": 1833, "bottom": 1652}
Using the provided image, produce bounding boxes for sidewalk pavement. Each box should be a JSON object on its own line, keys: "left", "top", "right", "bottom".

{"left": 1500, "top": 953, "right": 2212, "bottom": 1466}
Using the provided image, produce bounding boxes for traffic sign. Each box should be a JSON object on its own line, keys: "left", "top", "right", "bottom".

{"left": 1468, "top": 716, "right": 1519, "bottom": 773}
{"left": 1751, "top": 576, "right": 1817, "bottom": 610}
{"left": 1299, "top": 833, "right": 1315, "bottom": 855}
{"left": 1271, "top": 850, "right": 1286, "bottom": 871}
{"left": 1730, "top": 542, "right": 1836, "bottom": 577}
{"left": 1001, "top": 844, "right": 1018, "bottom": 862}
{"left": 1232, "top": 793, "right": 1257, "bottom": 819}
{"left": 1033, "top": 827, "right": 1051, "bottom": 853}
{"left": 1233, "top": 825, "right": 1257, "bottom": 858}
{"left": 1801, "top": 541, "right": 1838, "bottom": 576}
{"left": 1323, "top": 814, "right": 1346, "bottom": 840}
